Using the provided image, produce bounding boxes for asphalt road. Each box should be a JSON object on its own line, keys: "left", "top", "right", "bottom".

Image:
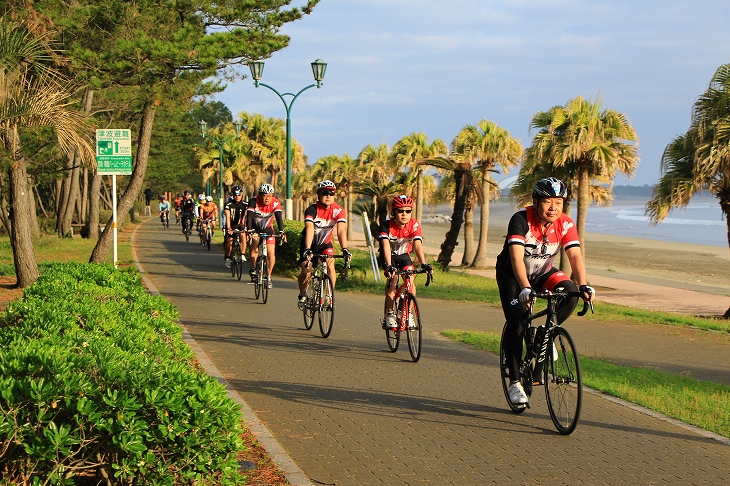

{"left": 132, "top": 219, "right": 730, "bottom": 485}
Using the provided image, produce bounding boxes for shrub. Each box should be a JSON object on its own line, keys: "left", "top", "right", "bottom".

{"left": 0, "top": 263, "right": 244, "bottom": 485}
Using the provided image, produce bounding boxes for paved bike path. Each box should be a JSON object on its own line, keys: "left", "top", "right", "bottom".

{"left": 132, "top": 220, "right": 730, "bottom": 485}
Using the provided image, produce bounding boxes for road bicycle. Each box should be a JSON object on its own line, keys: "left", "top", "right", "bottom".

{"left": 300, "top": 253, "right": 347, "bottom": 338}
{"left": 181, "top": 214, "right": 194, "bottom": 242}
{"left": 160, "top": 210, "right": 169, "bottom": 229}
{"left": 499, "top": 289, "right": 593, "bottom": 435}
{"left": 200, "top": 218, "right": 214, "bottom": 251}
{"left": 248, "top": 232, "right": 284, "bottom": 304}
{"left": 228, "top": 229, "right": 246, "bottom": 280}
{"left": 382, "top": 267, "right": 433, "bottom": 362}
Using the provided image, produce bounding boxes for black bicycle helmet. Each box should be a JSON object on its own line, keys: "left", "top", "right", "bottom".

{"left": 232, "top": 185, "right": 243, "bottom": 195}
{"left": 532, "top": 177, "right": 567, "bottom": 199}
{"left": 183, "top": 190, "right": 190, "bottom": 196}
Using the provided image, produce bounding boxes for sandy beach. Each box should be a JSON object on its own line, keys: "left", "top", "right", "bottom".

{"left": 349, "top": 204, "right": 730, "bottom": 317}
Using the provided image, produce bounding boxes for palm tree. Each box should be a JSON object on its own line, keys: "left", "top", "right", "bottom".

{"left": 391, "top": 133, "right": 448, "bottom": 223}
{"left": 528, "top": 95, "right": 639, "bottom": 260}
{"left": 454, "top": 120, "right": 522, "bottom": 268}
{"left": 420, "top": 154, "right": 479, "bottom": 269}
{"left": 646, "top": 63, "right": 730, "bottom": 318}
{"left": 0, "top": 17, "right": 93, "bottom": 287}
{"left": 358, "top": 143, "right": 394, "bottom": 186}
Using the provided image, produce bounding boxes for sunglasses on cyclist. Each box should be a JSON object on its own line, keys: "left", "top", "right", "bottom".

{"left": 320, "top": 191, "right": 335, "bottom": 197}
{"left": 396, "top": 209, "right": 412, "bottom": 214}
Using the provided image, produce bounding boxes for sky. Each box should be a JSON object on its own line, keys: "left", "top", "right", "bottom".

{"left": 215, "top": 0, "right": 730, "bottom": 187}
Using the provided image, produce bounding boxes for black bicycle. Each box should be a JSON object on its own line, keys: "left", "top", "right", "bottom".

{"left": 229, "top": 229, "right": 245, "bottom": 280}
{"left": 499, "top": 289, "right": 593, "bottom": 435}
{"left": 300, "top": 254, "right": 346, "bottom": 338}
{"left": 181, "top": 214, "right": 193, "bottom": 241}
{"left": 249, "top": 232, "right": 284, "bottom": 304}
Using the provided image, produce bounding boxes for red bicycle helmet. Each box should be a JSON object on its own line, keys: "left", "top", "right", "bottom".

{"left": 392, "top": 195, "right": 414, "bottom": 209}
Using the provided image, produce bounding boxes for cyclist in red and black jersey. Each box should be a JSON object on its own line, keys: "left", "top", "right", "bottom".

{"left": 223, "top": 185, "right": 248, "bottom": 267}
{"left": 297, "top": 180, "right": 351, "bottom": 304}
{"left": 378, "top": 195, "right": 432, "bottom": 329}
{"left": 496, "top": 177, "right": 594, "bottom": 406}
{"left": 179, "top": 190, "right": 197, "bottom": 234}
{"left": 246, "top": 184, "right": 286, "bottom": 287}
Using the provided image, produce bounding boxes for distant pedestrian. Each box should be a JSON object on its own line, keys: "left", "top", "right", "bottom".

{"left": 144, "top": 186, "right": 154, "bottom": 217}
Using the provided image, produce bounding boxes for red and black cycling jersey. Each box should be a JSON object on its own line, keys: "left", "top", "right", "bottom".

{"left": 304, "top": 201, "right": 346, "bottom": 247}
{"left": 246, "top": 196, "right": 284, "bottom": 232}
{"left": 377, "top": 218, "right": 423, "bottom": 256}
{"left": 496, "top": 206, "right": 580, "bottom": 280}
{"left": 224, "top": 199, "right": 248, "bottom": 227}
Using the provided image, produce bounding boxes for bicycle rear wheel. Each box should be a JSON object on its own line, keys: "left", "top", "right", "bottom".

{"left": 303, "top": 279, "right": 317, "bottom": 330}
{"left": 385, "top": 300, "right": 399, "bottom": 352}
{"left": 405, "top": 294, "right": 422, "bottom": 362}
{"left": 545, "top": 326, "right": 582, "bottom": 435}
{"left": 318, "top": 274, "right": 334, "bottom": 338}
{"left": 235, "top": 249, "right": 244, "bottom": 280}
{"left": 259, "top": 255, "right": 269, "bottom": 304}
{"left": 500, "top": 322, "right": 528, "bottom": 414}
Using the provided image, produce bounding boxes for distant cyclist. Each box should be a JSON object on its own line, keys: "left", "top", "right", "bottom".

{"left": 378, "top": 195, "right": 432, "bottom": 329}
{"left": 223, "top": 185, "right": 248, "bottom": 267}
{"left": 158, "top": 195, "right": 170, "bottom": 225}
{"left": 179, "top": 190, "right": 196, "bottom": 234}
{"left": 246, "top": 183, "right": 286, "bottom": 288}
{"left": 496, "top": 177, "right": 594, "bottom": 406}
{"left": 174, "top": 194, "right": 183, "bottom": 224}
{"left": 297, "top": 180, "right": 351, "bottom": 305}
{"left": 199, "top": 195, "right": 218, "bottom": 237}
{"left": 195, "top": 194, "right": 206, "bottom": 233}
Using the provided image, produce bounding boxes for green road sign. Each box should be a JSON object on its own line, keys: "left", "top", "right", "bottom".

{"left": 96, "top": 129, "right": 133, "bottom": 175}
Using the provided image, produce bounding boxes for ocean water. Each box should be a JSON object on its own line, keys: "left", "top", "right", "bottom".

{"left": 426, "top": 194, "right": 728, "bottom": 248}
{"left": 577, "top": 195, "right": 727, "bottom": 247}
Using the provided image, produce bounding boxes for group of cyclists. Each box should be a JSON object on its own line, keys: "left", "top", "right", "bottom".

{"left": 153, "top": 176, "right": 595, "bottom": 407}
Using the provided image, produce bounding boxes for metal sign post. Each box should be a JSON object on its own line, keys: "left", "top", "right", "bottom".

{"left": 96, "top": 129, "right": 133, "bottom": 268}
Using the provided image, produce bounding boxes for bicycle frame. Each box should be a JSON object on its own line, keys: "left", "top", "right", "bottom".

{"left": 390, "top": 268, "right": 432, "bottom": 332}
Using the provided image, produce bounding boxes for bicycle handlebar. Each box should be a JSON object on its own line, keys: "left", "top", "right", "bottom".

{"left": 529, "top": 289, "right": 594, "bottom": 315}
{"left": 307, "top": 253, "right": 350, "bottom": 269}
{"left": 396, "top": 268, "right": 434, "bottom": 287}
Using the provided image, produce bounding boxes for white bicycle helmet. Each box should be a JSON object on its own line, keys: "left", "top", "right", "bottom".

{"left": 315, "top": 179, "right": 336, "bottom": 193}
{"left": 258, "top": 183, "right": 275, "bottom": 194}
{"left": 198, "top": 194, "right": 206, "bottom": 202}
{"left": 206, "top": 195, "right": 213, "bottom": 202}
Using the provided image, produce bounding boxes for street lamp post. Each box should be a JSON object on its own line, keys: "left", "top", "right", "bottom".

{"left": 248, "top": 58, "right": 327, "bottom": 220}
{"left": 198, "top": 119, "right": 242, "bottom": 224}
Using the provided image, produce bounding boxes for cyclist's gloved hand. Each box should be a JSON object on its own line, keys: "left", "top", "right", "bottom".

{"left": 518, "top": 287, "right": 534, "bottom": 304}
{"left": 421, "top": 263, "right": 433, "bottom": 274}
{"left": 302, "top": 248, "right": 313, "bottom": 261}
{"left": 384, "top": 265, "right": 397, "bottom": 278}
{"left": 279, "top": 230, "right": 287, "bottom": 243}
{"left": 579, "top": 284, "right": 595, "bottom": 301}
{"left": 342, "top": 248, "right": 352, "bottom": 263}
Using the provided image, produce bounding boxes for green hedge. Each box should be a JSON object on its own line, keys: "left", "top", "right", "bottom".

{"left": 0, "top": 263, "right": 244, "bottom": 485}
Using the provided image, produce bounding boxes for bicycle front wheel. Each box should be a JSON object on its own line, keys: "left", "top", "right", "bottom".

{"left": 206, "top": 228, "right": 212, "bottom": 251}
{"left": 544, "top": 326, "right": 582, "bottom": 435}
{"left": 318, "top": 274, "right": 334, "bottom": 338}
{"left": 405, "top": 294, "right": 422, "bottom": 362}
{"left": 259, "top": 255, "right": 269, "bottom": 304}
{"left": 500, "top": 322, "right": 528, "bottom": 414}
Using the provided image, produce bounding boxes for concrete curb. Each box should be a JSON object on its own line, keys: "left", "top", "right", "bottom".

{"left": 131, "top": 219, "right": 314, "bottom": 486}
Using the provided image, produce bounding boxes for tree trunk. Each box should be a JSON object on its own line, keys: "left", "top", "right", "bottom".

{"left": 56, "top": 151, "right": 74, "bottom": 236}
{"left": 6, "top": 125, "right": 39, "bottom": 287}
{"left": 29, "top": 181, "right": 40, "bottom": 239}
{"left": 471, "top": 176, "right": 491, "bottom": 268}
{"left": 461, "top": 205, "right": 475, "bottom": 266}
{"left": 346, "top": 189, "right": 354, "bottom": 241}
{"left": 559, "top": 199, "right": 572, "bottom": 273}
{"left": 416, "top": 168, "right": 424, "bottom": 223}
{"left": 576, "top": 163, "right": 590, "bottom": 261}
{"left": 437, "top": 169, "right": 467, "bottom": 269}
{"left": 90, "top": 100, "right": 156, "bottom": 263}
{"left": 86, "top": 171, "right": 102, "bottom": 239}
